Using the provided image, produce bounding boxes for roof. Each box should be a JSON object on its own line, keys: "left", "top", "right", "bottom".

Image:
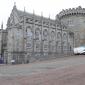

{"left": 15, "top": 7, "right": 55, "bottom": 21}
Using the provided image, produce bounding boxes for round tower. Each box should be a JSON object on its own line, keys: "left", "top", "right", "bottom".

{"left": 56, "top": 6, "right": 85, "bottom": 47}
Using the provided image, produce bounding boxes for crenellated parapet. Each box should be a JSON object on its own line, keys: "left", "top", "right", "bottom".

{"left": 57, "top": 6, "right": 85, "bottom": 19}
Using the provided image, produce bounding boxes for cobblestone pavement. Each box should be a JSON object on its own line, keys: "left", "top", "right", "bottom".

{"left": 0, "top": 55, "right": 85, "bottom": 85}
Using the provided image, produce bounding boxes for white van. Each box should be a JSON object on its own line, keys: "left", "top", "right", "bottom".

{"left": 74, "top": 46, "right": 85, "bottom": 55}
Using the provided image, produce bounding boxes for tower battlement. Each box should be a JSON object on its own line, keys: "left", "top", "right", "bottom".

{"left": 57, "top": 6, "right": 85, "bottom": 19}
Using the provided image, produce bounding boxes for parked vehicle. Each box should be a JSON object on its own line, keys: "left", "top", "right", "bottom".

{"left": 74, "top": 46, "right": 85, "bottom": 55}
{"left": 11, "top": 60, "right": 15, "bottom": 64}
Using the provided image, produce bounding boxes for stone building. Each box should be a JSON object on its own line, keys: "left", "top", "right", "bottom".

{"left": 0, "top": 26, "right": 7, "bottom": 63}
{"left": 57, "top": 6, "right": 85, "bottom": 47}
{"left": 2, "top": 5, "right": 74, "bottom": 64}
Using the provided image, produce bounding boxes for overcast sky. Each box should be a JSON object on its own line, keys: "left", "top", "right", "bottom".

{"left": 1, "top": 0, "right": 85, "bottom": 28}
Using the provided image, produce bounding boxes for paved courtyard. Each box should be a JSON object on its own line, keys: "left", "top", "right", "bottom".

{"left": 0, "top": 55, "right": 85, "bottom": 85}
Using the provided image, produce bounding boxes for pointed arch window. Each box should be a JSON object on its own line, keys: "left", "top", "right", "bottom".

{"left": 43, "top": 29, "right": 48, "bottom": 40}
{"left": 63, "top": 33, "right": 67, "bottom": 40}
{"left": 51, "top": 31, "right": 55, "bottom": 40}
{"left": 35, "top": 28, "right": 40, "bottom": 40}
{"left": 57, "top": 32, "right": 61, "bottom": 39}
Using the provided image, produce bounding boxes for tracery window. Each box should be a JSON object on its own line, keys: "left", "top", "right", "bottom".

{"left": 26, "top": 43, "right": 32, "bottom": 48}
{"left": 43, "top": 29, "right": 48, "bottom": 40}
{"left": 35, "top": 28, "right": 40, "bottom": 40}
{"left": 43, "top": 29, "right": 48, "bottom": 36}
{"left": 26, "top": 28, "right": 32, "bottom": 39}
{"left": 44, "top": 44, "right": 48, "bottom": 50}
{"left": 26, "top": 28, "right": 33, "bottom": 49}
{"left": 57, "top": 32, "right": 61, "bottom": 39}
{"left": 63, "top": 33, "right": 67, "bottom": 39}
{"left": 67, "top": 19, "right": 73, "bottom": 25}
{"left": 51, "top": 31, "right": 55, "bottom": 40}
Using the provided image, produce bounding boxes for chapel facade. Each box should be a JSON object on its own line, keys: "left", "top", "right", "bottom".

{"left": 1, "top": 5, "right": 75, "bottom": 64}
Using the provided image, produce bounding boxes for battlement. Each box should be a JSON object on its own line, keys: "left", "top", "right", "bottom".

{"left": 57, "top": 6, "right": 85, "bottom": 19}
